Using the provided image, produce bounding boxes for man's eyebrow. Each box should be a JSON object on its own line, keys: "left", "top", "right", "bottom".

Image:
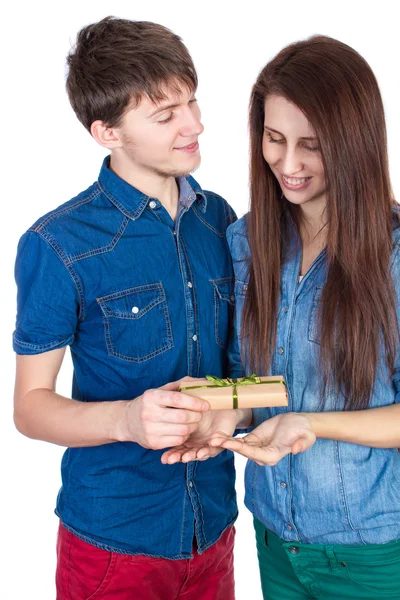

{"left": 149, "top": 102, "right": 180, "bottom": 118}
{"left": 264, "top": 125, "right": 317, "bottom": 140}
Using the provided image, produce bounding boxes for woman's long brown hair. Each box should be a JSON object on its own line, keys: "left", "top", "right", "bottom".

{"left": 244, "top": 35, "right": 398, "bottom": 410}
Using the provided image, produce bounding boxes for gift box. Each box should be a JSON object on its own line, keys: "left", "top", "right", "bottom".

{"left": 179, "top": 375, "right": 287, "bottom": 410}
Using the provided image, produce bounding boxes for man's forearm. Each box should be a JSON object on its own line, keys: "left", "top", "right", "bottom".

{"left": 236, "top": 408, "right": 253, "bottom": 428}
{"left": 14, "top": 388, "right": 128, "bottom": 447}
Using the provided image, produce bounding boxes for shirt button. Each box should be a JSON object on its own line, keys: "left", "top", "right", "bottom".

{"left": 149, "top": 201, "right": 157, "bottom": 209}
{"left": 187, "top": 281, "right": 193, "bottom": 288}
{"left": 278, "top": 347, "right": 284, "bottom": 355}
{"left": 288, "top": 546, "right": 299, "bottom": 555}
{"left": 280, "top": 482, "right": 287, "bottom": 488}
{"left": 189, "top": 481, "right": 193, "bottom": 488}
{"left": 192, "top": 334, "right": 198, "bottom": 342}
{"left": 284, "top": 307, "right": 289, "bottom": 313}
{"left": 131, "top": 306, "right": 139, "bottom": 314}
{"left": 286, "top": 524, "right": 293, "bottom": 531}
{"left": 230, "top": 295, "right": 235, "bottom": 302}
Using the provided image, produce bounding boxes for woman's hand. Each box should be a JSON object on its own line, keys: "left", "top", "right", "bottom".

{"left": 209, "top": 412, "right": 316, "bottom": 466}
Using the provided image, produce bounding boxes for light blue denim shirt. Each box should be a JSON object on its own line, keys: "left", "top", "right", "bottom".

{"left": 227, "top": 213, "right": 400, "bottom": 545}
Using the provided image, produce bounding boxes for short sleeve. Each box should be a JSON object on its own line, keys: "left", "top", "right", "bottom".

{"left": 13, "top": 231, "right": 80, "bottom": 355}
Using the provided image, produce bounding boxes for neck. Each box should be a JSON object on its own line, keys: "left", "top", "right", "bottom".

{"left": 109, "top": 153, "right": 180, "bottom": 219}
{"left": 298, "top": 197, "right": 327, "bottom": 244}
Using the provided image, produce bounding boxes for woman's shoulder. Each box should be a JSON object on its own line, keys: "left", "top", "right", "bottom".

{"left": 226, "top": 213, "right": 249, "bottom": 238}
{"left": 390, "top": 208, "right": 400, "bottom": 277}
{"left": 226, "top": 214, "right": 250, "bottom": 263}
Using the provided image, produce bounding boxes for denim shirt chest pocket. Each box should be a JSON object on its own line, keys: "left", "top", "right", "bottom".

{"left": 210, "top": 277, "right": 235, "bottom": 348}
{"left": 96, "top": 283, "right": 174, "bottom": 362}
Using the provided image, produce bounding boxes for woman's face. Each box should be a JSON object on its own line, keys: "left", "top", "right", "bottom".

{"left": 263, "top": 95, "right": 326, "bottom": 215}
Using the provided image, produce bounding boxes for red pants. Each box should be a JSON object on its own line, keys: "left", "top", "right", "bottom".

{"left": 56, "top": 523, "right": 235, "bottom": 599}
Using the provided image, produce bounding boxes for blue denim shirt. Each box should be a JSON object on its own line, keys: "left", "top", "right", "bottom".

{"left": 227, "top": 214, "right": 400, "bottom": 545}
{"left": 13, "top": 156, "right": 238, "bottom": 557}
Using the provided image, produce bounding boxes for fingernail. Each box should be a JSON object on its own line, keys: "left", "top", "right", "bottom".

{"left": 200, "top": 455, "right": 209, "bottom": 461}
{"left": 202, "top": 403, "right": 209, "bottom": 410}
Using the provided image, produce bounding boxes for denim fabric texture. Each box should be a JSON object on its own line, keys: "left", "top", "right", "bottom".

{"left": 13, "top": 156, "right": 237, "bottom": 557}
{"left": 227, "top": 213, "right": 400, "bottom": 545}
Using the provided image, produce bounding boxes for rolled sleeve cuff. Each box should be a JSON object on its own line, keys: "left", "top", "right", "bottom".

{"left": 13, "top": 332, "right": 75, "bottom": 355}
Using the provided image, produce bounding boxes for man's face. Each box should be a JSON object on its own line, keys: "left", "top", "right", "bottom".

{"left": 115, "top": 83, "right": 204, "bottom": 178}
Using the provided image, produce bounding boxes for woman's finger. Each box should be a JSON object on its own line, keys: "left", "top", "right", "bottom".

{"left": 220, "top": 438, "right": 285, "bottom": 466}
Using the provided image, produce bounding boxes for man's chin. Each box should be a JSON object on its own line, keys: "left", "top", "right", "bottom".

{"left": 155, "top": 160, "right": 201, "bottom": 179}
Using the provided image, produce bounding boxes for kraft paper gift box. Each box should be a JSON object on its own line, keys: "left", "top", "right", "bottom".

{"left": 179, "top": 375, "right": 288, "bottom": 410}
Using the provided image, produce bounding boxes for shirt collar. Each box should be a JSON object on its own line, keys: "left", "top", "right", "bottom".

{"left": 98, "top": 156, "right": 207, "bottom": 220}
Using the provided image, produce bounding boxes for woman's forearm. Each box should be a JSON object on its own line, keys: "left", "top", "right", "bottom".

{"left": 305, "top": 403, "right": 400, "bottom": 448}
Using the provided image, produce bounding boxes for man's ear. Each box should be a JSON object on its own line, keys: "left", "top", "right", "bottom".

{"left": 90, "top": 120, "right": 122, "bottom": 149}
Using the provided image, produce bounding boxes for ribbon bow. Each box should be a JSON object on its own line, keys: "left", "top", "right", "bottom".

{"left": 181, "top": 374, "right": 263, "bottom": 409}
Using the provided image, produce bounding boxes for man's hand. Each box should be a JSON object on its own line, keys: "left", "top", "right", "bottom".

{"left": 208, "top": 412, "right": 316, "bottom": 466}
{"left": 116, "top": 380, "right": 209, "bottom": 450}
{"left": 160, "top": 408, "right": 241, "bottom": 464}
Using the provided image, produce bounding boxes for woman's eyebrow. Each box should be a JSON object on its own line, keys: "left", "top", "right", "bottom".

{"left": 264, "top": 125, "right": 317, "bottom": 141}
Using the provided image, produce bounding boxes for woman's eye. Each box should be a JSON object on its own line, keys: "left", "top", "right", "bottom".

{"left": 266, "top": 132, "right": 284, "bottom": 144}
{"left": 303, "top": 143, "right": 320, "bottom": 152}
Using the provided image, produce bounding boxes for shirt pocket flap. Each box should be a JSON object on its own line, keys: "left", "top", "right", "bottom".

{"left": 210, "top": 278, "right": 235, "bottom": 305}
{"left": 97, "top": 283, "right": 165, "bottom": 319}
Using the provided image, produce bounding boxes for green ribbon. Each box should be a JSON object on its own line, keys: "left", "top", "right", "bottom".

{"left": 180, "top": 374, "right": 284, "bottom": 409}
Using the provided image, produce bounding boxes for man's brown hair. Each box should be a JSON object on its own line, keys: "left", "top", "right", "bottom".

{"left": 66, "top": 16, "right": 198, "bottom": 131}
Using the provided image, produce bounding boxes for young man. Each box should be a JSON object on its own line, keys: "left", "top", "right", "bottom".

{"left": 13, "top": 17, "right": 249, "bottom": 600}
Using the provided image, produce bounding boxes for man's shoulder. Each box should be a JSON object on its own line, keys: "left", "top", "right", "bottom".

{"left": 186, "top": 176, "right": 236, "bottom": 231}
{"left": 29, "top": 182, "right": 100, "bottom": 235}
{"left": 24, "top": 181, "right": 126, "bottom": 262}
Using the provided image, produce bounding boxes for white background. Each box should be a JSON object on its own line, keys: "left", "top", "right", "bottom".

{"left": 1, "top": 1, "right": 399, "bottom": 598}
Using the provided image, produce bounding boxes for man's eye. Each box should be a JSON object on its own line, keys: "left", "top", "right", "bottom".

{"left": 158, "top": 114, "right": 173, "bottom": 124}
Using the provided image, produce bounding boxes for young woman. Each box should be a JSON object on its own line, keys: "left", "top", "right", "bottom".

{"left": 210, "top": 36, "right": 400, "bottom": 599}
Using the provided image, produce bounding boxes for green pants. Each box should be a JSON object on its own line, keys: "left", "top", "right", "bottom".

{"left": 254, "top": 517, "right": 400, "bottom": 599}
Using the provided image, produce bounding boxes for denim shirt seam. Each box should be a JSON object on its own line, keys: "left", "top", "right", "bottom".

{"left": 179, "top": 235, "right": 201, "bottom": 375}
{"left": 179, "top": 488, "right": 188, "bottom": 555}
{"left": 191, "top": 472, "right": 207, "bottom": 547}
{"left": 219, "top": 195, "right": 237, "bottom": 228}
{"left": 69, "top": 215, "right": 130, "bottom": 262}
{"left": 192, "top": 204, "right": 226, "bottom": 237}
{"left": 98, "top": 180, "right": 148, "bottom": 220}
{"left": 13, "top": 333, "right": 75, "bottom": 351}
{"left": 32, "top": 188, "right": 101, "bottom": 231}
{"left": 192, "top": 463, "right": 207, "bottom": 546}
{"left": 59, "top": 520, "right": 191, "bottom": 559}
{"left": 29, "top": 228, "right": 86, "bottom": 321}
